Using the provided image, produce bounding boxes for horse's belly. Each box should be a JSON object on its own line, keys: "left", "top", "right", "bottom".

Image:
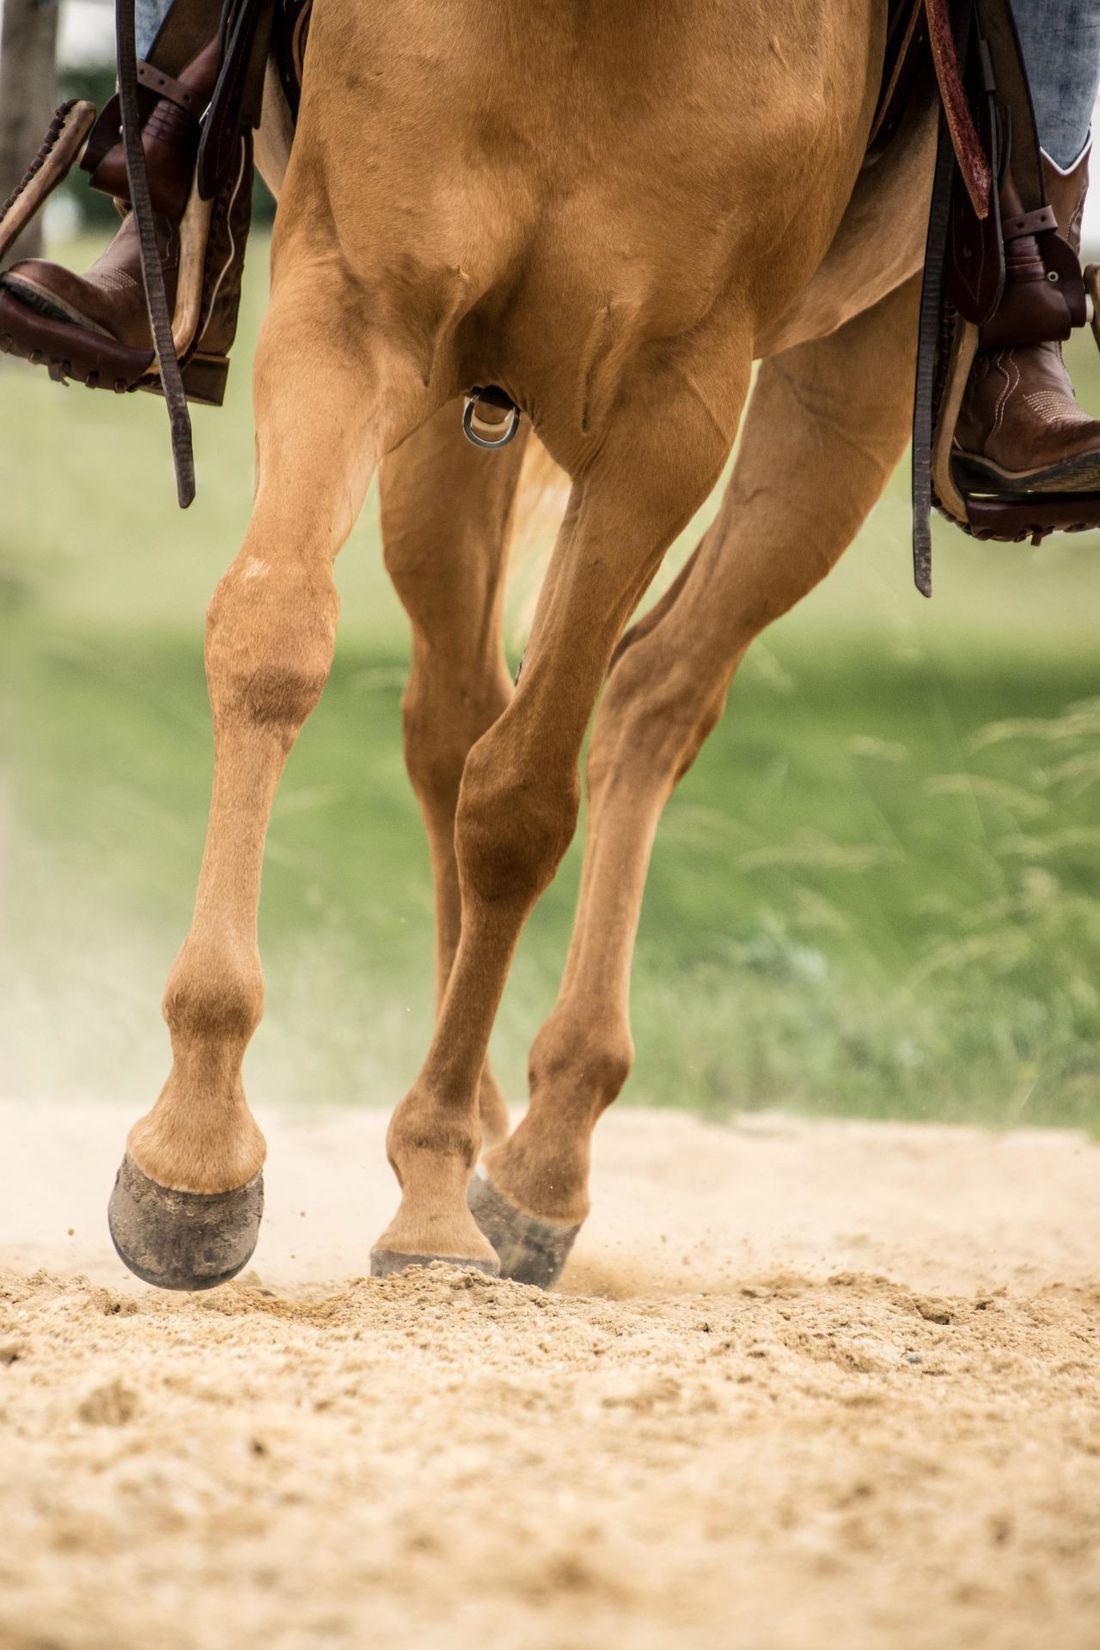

{"left": 279, "top": 0, "right": 886, "bottom": 433}
{"left": 756, "top": 98, "right": 935, "bottom": 358}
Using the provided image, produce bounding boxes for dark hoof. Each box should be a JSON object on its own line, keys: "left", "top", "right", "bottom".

{"left": 108, "top": 1153, "right": 263, "bottom": 1292}
{"left": 468, "top": 1174, "right": 581, "bottom": 1290}
{"left": 369, "top": 1248, "right": 501, "bottom": 1279}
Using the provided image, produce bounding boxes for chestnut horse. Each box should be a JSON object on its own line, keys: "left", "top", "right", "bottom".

{"left": 107, "top": 0, "right": 935, "bottom": 1290}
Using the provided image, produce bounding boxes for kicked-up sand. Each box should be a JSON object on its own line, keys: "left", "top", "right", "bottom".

{"left": 1, "top": 1100, "right": 1098, "bottom": 1650}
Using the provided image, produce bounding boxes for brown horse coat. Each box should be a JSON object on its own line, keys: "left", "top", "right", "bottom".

{"left": 114, "top": 1, "right": 936, "bottom": 1287}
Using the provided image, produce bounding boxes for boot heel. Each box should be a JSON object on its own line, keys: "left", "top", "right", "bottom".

{"left": 180, "top": 353, "right": 229, "bottom": 407}
{"left": 140, "top": 353, "right": 229, "bottom": 408}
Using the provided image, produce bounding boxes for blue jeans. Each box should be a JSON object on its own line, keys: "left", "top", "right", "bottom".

{"left": 135, "top": 0, "right": 173, "bottom": 59}
{"left": 132, "top": 0, "right": 1099, "bottom": 167}
{"left": 1013, "top": 0, "right": 1100, "bottom": 168}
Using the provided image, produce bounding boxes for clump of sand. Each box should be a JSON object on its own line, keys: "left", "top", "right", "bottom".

{"left": 1, "top": 1102, "right": 1098, "bottom": 1650}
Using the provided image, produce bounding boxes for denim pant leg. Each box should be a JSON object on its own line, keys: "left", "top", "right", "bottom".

{"left": 135, "top": 0, "right": 176, "bottom": 60}
{"left": 1013, "top": 0, "right": 1100, "bottom": 167}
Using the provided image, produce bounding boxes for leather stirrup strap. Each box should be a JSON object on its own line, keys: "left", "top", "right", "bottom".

{"left": 912, "top": 107, "right": 957, "bottom": 598}
{"left": 117, "top": 0, "right": 195, "bottom": 507}
{"left": 912, "top": 0, "right": 984, "bottom": 596}
{"left": 923, "top": 0, "right": 992, "bottom": 218}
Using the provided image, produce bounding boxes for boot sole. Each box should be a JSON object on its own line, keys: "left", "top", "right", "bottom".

{"left": 0, "top": 271, "right": 117, "bottom": 338}
{"left": 0, "top": 316, "right": 228, "bottom": 406}
{"left": 954, "top": 448, "right": 1100, "bottom": 495}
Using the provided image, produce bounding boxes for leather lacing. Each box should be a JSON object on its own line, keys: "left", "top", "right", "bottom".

{"left": 0, "top": 100, "right": 79, "bottom": 223}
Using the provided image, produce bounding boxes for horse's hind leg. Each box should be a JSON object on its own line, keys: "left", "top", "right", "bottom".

{"left": 380, "top": 408, "right": 528, "bottom": 1148}
{"left": 372, "top": 338, "right": 753, "bottom": 1275}
{"left": 471, "top": 278, "right": 920, "bottom": 1286}
{"left": 108, "top": 261, "right": 432, "bottom": 1289}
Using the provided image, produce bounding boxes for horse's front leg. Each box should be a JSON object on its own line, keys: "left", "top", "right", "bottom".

{"left": 109, "top": 261, "right": 433, "bottom": 1289}
{"left": 371, "top": 339, "right": 751, "bottom": 1275}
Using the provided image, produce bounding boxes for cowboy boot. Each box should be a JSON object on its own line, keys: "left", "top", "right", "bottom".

{"left": 0, "top": 11, "right": 252, "bottom": 406}
{"left": 952, "top": 145, "right": 1100, "bottom": 493}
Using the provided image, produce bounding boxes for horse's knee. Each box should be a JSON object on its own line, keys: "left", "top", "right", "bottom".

{"left": 205, "top": 553, "right": 339, "bottom": 738}
{"left": 456, "top": 729, "right": 579, "bottom": 907}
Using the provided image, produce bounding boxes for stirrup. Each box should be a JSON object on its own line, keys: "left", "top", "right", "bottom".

{"left": 0, "top": 103, "right": 218, "bottom": 399}
{"left": 0, "top": 0, "right": 270, "bottom": 506}
{"left": 930, "top": 283, "right": 1100, "bottom": 548}
{"left": 914, "top": 0, "right": 1100, "bottom": 573}
{"left": 0, "top": 101, "right": 97, "bottom": 265}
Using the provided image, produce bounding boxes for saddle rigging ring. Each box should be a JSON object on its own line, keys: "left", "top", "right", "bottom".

{"left": 462, "top": 385, "right": 521, "bottom": 450}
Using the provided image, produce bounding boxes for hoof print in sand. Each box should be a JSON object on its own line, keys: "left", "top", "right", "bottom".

{"left": 369, "top": 1248, "right": 501, "bottom": 1279}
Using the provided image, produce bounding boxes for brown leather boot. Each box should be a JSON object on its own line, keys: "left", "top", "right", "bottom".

{"left": 0, "top": 27, "right": 250, "bottom": 406}
{"left": 953, "top": 146, "right": 1100, "bottom": 493}
{"left": 2, "top": 210, "right": 178, "bottom": 361}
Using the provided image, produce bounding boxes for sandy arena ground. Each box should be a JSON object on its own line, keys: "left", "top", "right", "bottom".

{"left": 1, "top": 1100, "right": 1098, "bottom": 1650}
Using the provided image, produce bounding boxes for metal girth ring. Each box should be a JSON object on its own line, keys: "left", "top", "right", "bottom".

{"left": 462, "top": 384, "right": 521, "bottom": 449}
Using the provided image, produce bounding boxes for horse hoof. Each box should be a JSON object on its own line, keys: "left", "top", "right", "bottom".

{"left": 468, "top": 1174, "right": 581, "bottom": 1289}
{"left": 369, "top": 1248, "right": 501, "bottom": 1279}
{"left": 108, "top": 1153, "right": 264, "bottom": 1291}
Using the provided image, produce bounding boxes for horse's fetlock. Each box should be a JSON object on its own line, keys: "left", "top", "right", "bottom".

{"left": 163, "top": 951, "right": 263, "bottom": 1042}
{"left": 386, "top": 1100, "right": 480, "bottom": 1187}
{"left": 530, "top": 1018, "right": 634, "bottom": 1109}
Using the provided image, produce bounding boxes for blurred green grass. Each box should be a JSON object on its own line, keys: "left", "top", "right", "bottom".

{"left": 2, "top": 233, "right": 1099, "bottom": 1127}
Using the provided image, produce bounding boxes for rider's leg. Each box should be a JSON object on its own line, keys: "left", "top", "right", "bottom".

{"left": 1014, "top": 0, "right": 1100, "bottom": 170}
{"left": 0, "top": 0, "right": 249, "bottom": 401}
{"left": 954, "top": 0, "right": 1100, "bottom": 493}
{"left": 136, "top": 0, "right": 174, "bottom": 56}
